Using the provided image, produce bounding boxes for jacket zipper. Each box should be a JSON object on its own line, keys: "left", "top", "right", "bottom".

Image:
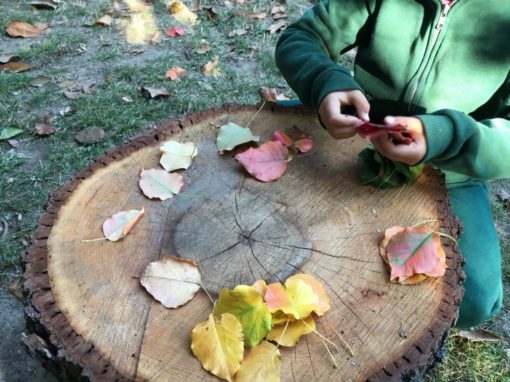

{"left": 407, "top": 1, "right": 458, "bottom": 112}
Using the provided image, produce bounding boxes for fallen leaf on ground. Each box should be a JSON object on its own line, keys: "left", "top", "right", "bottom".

{"left": 217, "top": 122, "right": 260, "bottom": 152}
{"left": 203, "top": 6, "right": 220, "bottom": 20}
{"left": 35, "top": 122, "right": 57, "bottom": 136}
{"left": 5, "top": 21, "right": 48, "bottom": 38}
{"left": 267, "top": 20, "right": 287, "bottom": 34}
{"left": 0, "top": 128, "right": 23, "bottom": 140}
{"left": 496, "top": 189, "right": 510, "bottom": 203}
{"left": 165, "top": 66, "right": 187, "bottom": 81}
{"left": 272, "top": 128, "right": 314, "bottom": 154}
{"left": 0, "top": 62, "right": 32, "bottom": 73}
{"left": 235, "top": 141, "right": 288, "bottom": 182}
{"left": 150, "top": 30, "right": 161, "bottom": 44}
{"left": 30, "top": 75, "right": 51, "bottom": 87}
{"left": 165, "top": 26, "right": 186, "bottom": 37}
{"left": 9, "top": 278, "right": 23, "bottom": 301}
{"left": 56, "top": 80, "right": 77, "bottom": 90}
{"left": 170, "top": 1, "right": 198, "bottom": 25}
{"left": 259, "top": 86, "right": 289, "bottom": 102}
{"left": 139, "top": 168, "right": 184, "bottom": 200}
{"left": 213, "top": 285, "right": 272, "bottom": 347}
{"left": 287, "top": 274, "right": 330, "bottom": 316}
{"left": 102, "top": 207, "right": 144, "bottom": 241}
{"left": 191, "top": 313, "right": 244, "bottom": 382}
{"left": 124, "top": 8, "right": 158, "bottom": 44}
{"left": 30, "top": 0, "right": 58, "bottom": 10}
{"left": 379, "top": 225, "right": 447, "bottom": 284}
{"left": 234, "top": 341, "right": 281, "bottom": 382}
{"left": 95, "top": 15, "right": 113, "bottom": 27}
{"left": 266, "top": 316, "right": 315, "bottom": 347}
{"left": 228, "top": 28, "right": 249, "bottom": 37}
{"left": 63, "top": 90, "right": 84, "bottom": 100}
{"left": 122, "top": 95, "right": 134, "bottom": 103}
{"left": 74, "top": 127, "right": 105, "bottom": 144}
{"left": 0, "top": 54, "right": 20, "bottom": 64}
{"left": 234, "top": 10, "right": 266, "bottom": 19}
{"left": 7, "top": 139, "right": 20, "bottom": 148}
{"left": 160, "top": 140, "right": 197, "bottom": 171}
{"left": 141, "top": 85, "right": 170, "bottom": 99}
{"left": 270, "top": 5, "right": 287, "bottom": 20}
{"left": 140, "top": 256, "right": 201, "bottom": 308}
{"left": 59, "top": 106, "right": 75, "bottom": 116}
{"left": 203, "top": 56, "right": 223, "bottom": 77}
{"left": 455, "top": 329, "right": 501, "bottom": 343}
{"left": 195, "top": 39, "right": 211, "bottom": 54}
{"left": 264, "top": 278, "right": 319, "bottom": 319}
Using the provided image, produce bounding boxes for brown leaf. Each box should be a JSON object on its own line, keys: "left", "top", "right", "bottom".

{"left": 0, "top": 62, "right": 32, "bottom": 73}
{"left": 95, "top": 15, "right": 113, "bottom": 27}
{"left": 259, "top": 86, "right": 289, "bottom": 102}
{"left": 234, "top": 10, "right": 266, "bottom": 20}
{"left": 267, "top": 20, "right": 288, "bottom": 34}
{"left": 59, "top": 106, "right": 75, "bottom": 116}
{"left": 456, "top": 329, "right": 501, "bottom": 343}
{"left": 203, "top": 6, "right": 219, "bottom": 20}
{"left": 63, "top": 90, "right": 84, "bottom": 100}
{"left": 0, "top": 54, "right": 20, "bottom": 64}
{"left": 74, "top": 127, "right": 105, "bottom": 145}
{"left": 30, "top": 1, "right": 58, "bottom": 10}
{"left": 229, "top": 27, "right": 249, "bottom": 37}
{"left": 35, "top": 123, "right": 57, "bottom": 136}
{"left": 270, "top": 5, "right": 285, "bottom": 15}
{"left": 165, "top": 66, "right": 187, "bottom": 82}
{"left": 9, "top": 278, "right": 23, "bottom": 301}
{"left": 5, "top": 21, "right": 48, "bottom": 38}
{"left": 195, "top": 39, "right": 211, "bottom": 54}
{"left": 141, "top": 86, "right": 170, "bottom": 99}
{"left": 56, "top": 80, "right": 77, "bottom": 90}
{"left": 30, "top": 75, "right": 51, "bottom": 87}
{"left": 203, "top": 56, "right": 223, "bottom": 77}
{"left": 80, "top": 80, "right": 96, "bottom": 94}
{"left": 150, "top": 31, "right": 161, "bottom": 44}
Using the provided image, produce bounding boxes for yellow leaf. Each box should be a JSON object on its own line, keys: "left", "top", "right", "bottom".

{"left": 287, "top": 274, "right": 330, "bottom": 316}
{"left": 266, "top": 316, "right": 315, "bottom": 347}
{"left": 159, "top": 140, "right": 197, "bottom": 171}
{"left": 191, "top": 313, "right": 244, "bottom": 382}
{"left": 235, "top": 341, "right": 280, "bottom": 382}
{"left": 170, "top": 0, "right": 197, "bottom": 25}
{"left": 251, "top": 279, "right": 267, "bottom": 296}
{"left": 265, "top": 278, "right": 319, "bottom": 320}
{"left": 203, "top": 56, "right": 223, "bottom": 77}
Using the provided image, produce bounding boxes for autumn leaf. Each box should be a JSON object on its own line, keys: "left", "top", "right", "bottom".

{"left": 259, "top": 87, "right": 289, "bottom": 103}
{"left": 165, "top": 66, "right": 187, "bottom": 82}
{"left": 234, "top": 342, "right": 281, "bottom": 382}
{"left": 287, "top": 274, "right": 330, "bottom": 316}
{"left": 74, "top": 127, "right": 105, "bottom": 145}
{"left": 141, "top": 85, "right": 170, "bottom": 99}
{"left": 0, "top": 54, "right": 19, "bottom": 64}
{"left": 5, "top": 20, "right": 48, "bottom": 38}
{"left": 235, "top": 141, "right": 288, "bottom": 182}
{"left": 140, "top": 256, "right": 201, "bottom": 308}
{"left": 139, "top": 168, "right": 184, "bottom": 200}
{"left": 272, "top": 130, "right": 293, "bottom": 147}
{"left": 30, "top": 1, "right": 58, "bottom": 10}
{"left": 0, "top": 62, "right": 32, "bottom": 73}
{"left": 213, "top": 285, "right": 272, "bottom": 347}
{"left": 229, "top": 28, "right": 249, "bottom": 37}
{"left": 195, "top": 39, "right": 211, "bottom": 54}
{"left": 0, "top": 128, "right": 23, "bottom": 141}
{"left": 165, "top": 26, "right": 186, "bottom": 37}
{"left": 356, "top": 121, "right": 410, "bottom": 143}
{"left": 217, "top": 123, "right": 260, "bottom": 153}
{"left": 102, "top": 207, "right": 144, "bottom": 241}
{"left": 191, "top": 313, "right": 244, "bottom": 382}
{"left": 272, "top": 128, "right": 314, "bottom": 154}
{"left": 267, "top": 20, "right": 287, "bottom": 34}
{"left": 35, "top": 122, "right": 57, "bottom": 136}
{"left": 251, "top": 279, "right": 267, "bottom": 296}
{"left": 63, "top": 90, "right": 84, "bottom": 100}
{"left": 203, "top": 56, "right": 223, "bottom": 77}
{"left": 379, "top": 225, "right": 447, "bottom": 284}
{"left": 160, "top": 140, "right": 197, "bottom": 171}
{"left": 95, "top": 15, "right": 113, "bottom": 27}
{"left": 170, "top": 0, "right": 198, "bottom": 25}
{"left": 30, "top": 75, "right": 51, "bottom": 87}
{"left": 266, "top": 316, "right": 315, "bottom": 347}
{"left": 264, "top": 278, "right": 319, "bottom": 320}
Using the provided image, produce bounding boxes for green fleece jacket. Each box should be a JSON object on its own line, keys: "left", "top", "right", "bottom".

{"left": 275, "top": 0, "right": 510, "bottom": 182}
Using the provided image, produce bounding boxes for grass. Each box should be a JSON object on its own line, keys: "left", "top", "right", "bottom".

{"left": 0, "top": 1, "right": 509, "bottom": 381}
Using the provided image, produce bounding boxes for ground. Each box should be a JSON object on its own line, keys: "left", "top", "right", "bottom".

{"left": 0, "top": 1, "right": 509, "bottom": 381}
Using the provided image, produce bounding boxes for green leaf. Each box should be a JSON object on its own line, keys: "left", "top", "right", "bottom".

{"left": 217, "top": 122, "right": 260, "bottom": 152}
{"left": 213, "top": 285, "right": 272, "bottom": 347}
{"left": 0, "top": 128, "right": 23, "bottom": 140}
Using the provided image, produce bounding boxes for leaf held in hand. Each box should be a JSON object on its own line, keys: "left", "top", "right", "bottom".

{"left": 160, "top": 140, "right": 197, "bottom": 171}
{"left": 139, "top": 168, "right": 184, "bottom": 200}
{"left": 266, "top": 316, "right": 315, "bottom": 347}
{"left": 102, "top": 208, "right": 145, "bottom": 241}
{"left": 217, "top": 122, "right": 260, "bottom": 152}
{"left": 234, "top": 341, "right": 281, "bottom": 382}
{"left": 140, "top": 256, "right": 201, "bottom": 308}
{"left": 379, "top": 225, "right": 447, "bottom": 284}
{"left": 191, "top": 313, "right": 244, "bottom": 382}
{"left": 356, "top": 121, "right": 410, "bottom": 143}
{"left": 235, "top": 141, "right": 288, "bottom": 182}
{"left": 5, "top": 20, "right": 48, "bottom": 38}
{"left": 264, "top": 278, "right": 319, "bottom": 319}
{"left": 213, "top": 285, "right": 272, "bottom": 347}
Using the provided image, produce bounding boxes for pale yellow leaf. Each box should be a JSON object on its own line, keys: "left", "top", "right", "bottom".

{"left": 266, "top": 316, "right": 315, "bottom": 347}
{"left": 235, "top": 341, "right": 280, "bottom": 382}
{"left": 160, "top": 140, "right": 197, "bottom": 171}
{"left": 170, "top": 0, "right": 197, "bottom": 25}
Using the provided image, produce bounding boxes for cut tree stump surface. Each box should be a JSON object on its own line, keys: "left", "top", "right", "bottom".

{"left": 23, "top": 104, "right": 464, "bottom": 382}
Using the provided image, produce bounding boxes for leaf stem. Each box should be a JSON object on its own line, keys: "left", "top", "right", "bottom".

{"left": 318, "top": 333, "right": 338, "bottom": 369}
{"left": 245, "top": 101, "right": 266, "bottom": 129}
{"left": 275, "top": 319, "right": 290, "bottom": 352}
{"left": 436, "top": 231, "right": 458, "bottom": 245}
{"left": 81, "top": 237, "right": 107, "bottom": 243}
{"left": 301, "top": 319, "right": 339, "bottom": 351}
{"left": 329, "top": 325, "right": 355, "bottom": 357}
{"left": 411, "top": 219, "right": 438, "bottom": 227}
{"left": 199, "top": 282, "right": 215, "bottom": 305}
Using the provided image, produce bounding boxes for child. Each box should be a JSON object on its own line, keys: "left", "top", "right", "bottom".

{"left": 275, "top": 0, "right": 510, "bottom": 328}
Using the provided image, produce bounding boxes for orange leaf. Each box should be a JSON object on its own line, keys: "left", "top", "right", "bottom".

{"left": 165, "top": 26, "right": 186, "bottom": 37}
{"left": 165, "top": 66, "right": 187, "bottom": 81}
{"left": 203, "top": 56, "right": 223, "bottom": 77}
{"left": 0, "top": 62, "right": 32, "bottom": 73}
{"left": 287, "top": 274, "right": 330, "bottom": 316}
{"left": 5, "top": 20, "right": 48, "bottom": 38}
{"left": 379, "top": 225, "right": 447, "bottom": 284}
{"left": 264, "top": 278, "right": 319, "bottom": 320}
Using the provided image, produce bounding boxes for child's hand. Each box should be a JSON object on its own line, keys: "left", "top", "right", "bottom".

{"left": 371, "top": 116, "right": 427, "bottom": 165}
{"left": 319, "top": 90, "right": 370, "bottom": 139}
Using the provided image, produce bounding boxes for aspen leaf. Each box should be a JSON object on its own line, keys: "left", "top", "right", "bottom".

{"left": 234, "top": 341, "right": 281, "bottom": 382}
{"left": 213, "top": 285, "right": 272, "bottom": 347}
{"left": 5, "top": 21, "right": 48, "bottom": 38}
{"left": 0, "top": 128, "right": 23, "bottom": 141}
{"left": 140, "top": 256, "right": 201, "bottom": 308}
{"left": 264, "top": 278, "right": 319, "bottom": 319}
{"left": 74, "top": 127, "right": 105, "bottom": 144}
{"left": 0, "top": 62, "right": 32, "bottom": 73}
{"left": 191, "top": 313, "right": 244, "bottom": 382}
{"left": 259, "top": 87, "right": 289, "bottom": 103}
{"left": 170, "top": 1, "right": 197, "bottom": 25}
{"left": 203, "top": 56, "right": 223, "bottom": 77}
{"left": 379, "top": 225, "right": 447, "bottom": 284}
{"left": 287, "top": 274, "right": 330, "bottom": 316}
{"left": 272, "top": 129, "right": 314, "bottom": 154}
{"left": 217, "top": 122, "right": 260, "bottom": 152}
{"left": 160, "top": 140, "right": 197, "bottom": 171}
{"left": 139, "top": 168, "right": 184, "bottom": 200}
{"left": 95, "top": 15, "right": 113, "bottom": 27}
{"left": 141, "top": 85, "right": 170, "bottom": 99}
{"left": 251, "top": 279, "right": 267, "bottom": 296}
{"left": 165, "top": 26, "right": 186, "bottom": 37}
{"left": 235, "top": 141, "right": 288, "bottom": 182}
{"left": 165, "top": 66, "right": 187, "bottom": 81}
{"left": 267, "top": 315, "right": 315, "bottom": 347}
{"left": 102, "top": 207, "right": 144, "bottom": 241}
{"left": 356, "top": 121, "right": 410, "bottom": 143}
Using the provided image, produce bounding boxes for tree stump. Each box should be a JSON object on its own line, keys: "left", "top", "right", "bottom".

{"left": 23, "top": 104, "right": 464, "bottom": 382}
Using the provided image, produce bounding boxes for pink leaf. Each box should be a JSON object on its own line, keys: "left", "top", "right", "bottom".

{"left": 235, "top": 141, "right": 288, "bottom": 182}
{"left": 165, "top": 26, "right": 186, "bottom": 37}
{"left": 272, "top": 130, "right": 293, "bottom": 147}
{"left": 102, "top": 208, "right": 145, "bottom": 242}
{"left": 355, "top": 121, "right": 409, "bottom": 142}
{"left": 293, "top": 138, "right": 314, "bottom": 153}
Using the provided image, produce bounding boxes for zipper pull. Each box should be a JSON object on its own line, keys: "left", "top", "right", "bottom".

{"left": 435, "top": 4, "right": 451, "bottom": 30}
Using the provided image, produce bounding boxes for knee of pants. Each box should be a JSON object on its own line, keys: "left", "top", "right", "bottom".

{"left": 455, "top": 286, "right": 503, "bottom": 329}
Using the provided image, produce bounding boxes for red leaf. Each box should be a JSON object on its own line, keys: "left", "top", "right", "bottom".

{"left": 272, "top": 130, "right": 293, "bottom": 147}
{"left": 293, "top": 138, "right": 314, "bottom": 153}
{"left": 235, "top": 141, "right": 288, "bottom": 182}
{"left": 273, "top": 128, "right": 314, "bottom": 153}
{"left": 356, "top": 121, "right": 408, "bottom": 142}
{"left": 165, "top": 26, "right": 186, "bottom": 37}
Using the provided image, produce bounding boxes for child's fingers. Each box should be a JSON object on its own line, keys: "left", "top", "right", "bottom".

{"left": 348, "top": 92, "right": 371, "bottom": 121}
{"left": 372, "top": 135, "right": 425, "bottom": 165}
